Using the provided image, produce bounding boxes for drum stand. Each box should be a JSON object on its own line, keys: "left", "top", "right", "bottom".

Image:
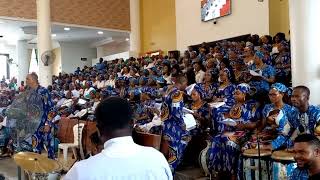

{"left": 256, "top": 132, "right": 262, "bottom": 180}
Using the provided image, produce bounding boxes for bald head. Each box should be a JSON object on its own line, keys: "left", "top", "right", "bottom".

{"left": 26, "top": 73, "right": 39, "bottom": 89}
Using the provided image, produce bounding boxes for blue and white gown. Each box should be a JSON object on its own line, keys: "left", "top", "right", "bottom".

{"left": 161, "top": 87, "right": 190, "bottom": 172}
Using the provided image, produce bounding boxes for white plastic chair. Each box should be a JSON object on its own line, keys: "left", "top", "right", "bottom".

{"left": 58, "top": 123, "right": 85, "bottom": 162}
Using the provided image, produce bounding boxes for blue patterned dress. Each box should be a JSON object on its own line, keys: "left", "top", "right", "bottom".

{"left": 189, "top": 102, "right": 210, "bottom": 136}
{"left": 32, "top": 86, "right": 55, "bottom": 159}
{"left": 288, "top": 105, "right": 320, "bottom": 179}
{"left": 274, "top": 52, "right": 291, "bottom": 78}
{"left": 161, "top": 87, "right": 190, "bottom": 172}
{"left": 249, "top": 64, "right": 276, "bottom": 93}
{"left": 199, "top": 83, "right": 218, "bottom": 103}
{"left": 135, "top": 100, "right": 156, "bottom": 125}
{"left": 262, "top": 104, "right": 293, "bottom": 150}
{"left": 262, "top": 103, "right": 296, "bottom": 179}
{"left": 215, "top": 84, "right": 236, "bottom": 107}
{"left": 208, "top": 100, "right": 259, "bottom": 174}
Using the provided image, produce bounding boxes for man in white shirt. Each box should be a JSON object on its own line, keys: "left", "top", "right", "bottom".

{"left": 64, "top": 97, "right": 172, "bottom": 180}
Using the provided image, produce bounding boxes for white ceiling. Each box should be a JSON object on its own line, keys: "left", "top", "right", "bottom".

{"left": 0, "top": 18, "right": 129, "bottom": 46}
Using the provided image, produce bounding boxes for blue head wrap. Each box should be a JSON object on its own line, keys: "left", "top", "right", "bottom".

{"left": 139, "top": 76, "right": 148, "bottom": 84}
{"left": 236, "top": 83, "right": 251, "bottom": 94}
{"left": 271, "top": 83, "right": 288, "bottom": 93}
{"left": 141, "top": 87, "right": 157, "bottom": 98}
{"left": 222, "top": 68, "right": 231, "bottom": 79}
{"left": 280, "top": 41, "right": 289, "bottom": 49}
{"left": 255, "top": 51, "right": 265, "bottom": 59}
{"left": 117, "top": 76, "right": 128, "bottom": 83}
{"left": 156, "top": 76, "right": 167, "bottom": 84}
{"left": 193, "top": 84, "right": 205, "bottom": 99}
{"left": 129, "top": 77, "right": 138, "bottom": 85}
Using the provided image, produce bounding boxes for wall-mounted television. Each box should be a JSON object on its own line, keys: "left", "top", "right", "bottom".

{"left": 201, "top": 0, "right": 231, "bottom": 22}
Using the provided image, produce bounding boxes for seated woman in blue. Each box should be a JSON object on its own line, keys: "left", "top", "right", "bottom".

{"left": 208, "top": 83, "right": 260, "bottom": 179}
{"left": 212, "top": 68, "right": 236, "bottom": 108}
{"left": 189, "top": 84, "right": 211, "bottom": 134}
{"left": 248, "top": 51, "right": 276, "bottom": 96}
{"left": 134, "top": 87, "right": 156, "bottom": 126}
{"left": 260, "top": 83, "right": 292, "bottom": 151}
{"left": 183, "top": 84, "right": 211, "bottom": 166}
{"left": 259, "top": 83, "right": 295, "bottom": 179}
{"left": 199, "top": 70, "right": 218, "bottom": 103}
{"left": 274, "top": 41, "right": 291, "bottom": 86}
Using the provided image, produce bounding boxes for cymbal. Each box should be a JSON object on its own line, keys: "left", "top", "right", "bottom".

{"left": 13, "top": 152, "right": 61, "bottom": 173}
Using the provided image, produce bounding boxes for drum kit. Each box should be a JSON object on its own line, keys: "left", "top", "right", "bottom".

{"left": 13, "top": 152, "right": 62, "bottom": 180}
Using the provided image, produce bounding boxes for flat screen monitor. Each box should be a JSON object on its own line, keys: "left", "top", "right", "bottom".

{"left": 201, "top": 0, "right": 231, "bottom": 22}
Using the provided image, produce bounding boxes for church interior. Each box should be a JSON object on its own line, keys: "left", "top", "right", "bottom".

{"left": 0, "top": 0, "right": 320, "bottom": 179}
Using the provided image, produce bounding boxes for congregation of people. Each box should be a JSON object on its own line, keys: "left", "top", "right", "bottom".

{"left": 1, "top": 32, "right": 320, "bottom": 179}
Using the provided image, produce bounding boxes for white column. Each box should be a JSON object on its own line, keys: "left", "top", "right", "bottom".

{"left": 129, "top": 0, "right": 141, "bottom": 57}
{"left": 97, "top": 46, "right": 104, "bottom": 59}
{"left": 289, "top": 0, "right": 320, "bottom": 104}
{"left": 37, "top": 0, "right": 52, "bottom": 87}
{"left": 17, "top": 40, "right": 29, "bottom": 84}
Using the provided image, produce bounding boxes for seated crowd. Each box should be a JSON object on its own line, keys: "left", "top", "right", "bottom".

{"left": 1, "top": 32, "right": 320, "bottom": 179}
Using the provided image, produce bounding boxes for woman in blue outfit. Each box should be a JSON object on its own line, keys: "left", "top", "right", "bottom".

{"left": 208, "top": 83, "right": 260, "bottom": 179}
{"left": 134, "top": 87, "right": 156, "bottom": 126}
{"left": 199, "top": 70, "right": 218, "bottom": 103}
{"left": 183, "top": 84, "right": 211, "bottom": 166}
{"left": 248, "top": 51, "right": 276, "bottom": 97}
{"left": 213, "top": 68, "right": 236, "bottom": 108}
{"left": 161, "top": 75, "right": 190, "bottom": 173}
{"left": 259, "top": 83, "right": 295, "bottom": 180}
{"left": 274, "top": 41, "right": 291, "bottom": 86}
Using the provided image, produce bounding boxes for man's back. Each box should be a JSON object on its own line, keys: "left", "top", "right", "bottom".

{"left": 64, "top": 136, "right": 172, "bottom": 180}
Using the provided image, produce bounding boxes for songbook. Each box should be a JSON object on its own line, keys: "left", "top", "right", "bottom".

{"left": 208, "top": 101, "right": 225, "bottom": 108}
{"left": 183, "top": 113, "right": 197, "bottom": 131}
{"left": 183, "top": 107, "right": 194, "bottom": 114}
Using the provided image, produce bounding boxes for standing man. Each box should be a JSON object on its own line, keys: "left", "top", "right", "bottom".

{"left": 292, "top": 134, "right": 320, "bottom": 180}
{"left": 26, "top": 73, "right": 55, "bottom": 159}
{"left": 64, "top": 97, "right": 172, "bottom": 180}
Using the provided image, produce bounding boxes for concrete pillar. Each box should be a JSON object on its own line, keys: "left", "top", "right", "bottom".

{"left": 129, "top": 0, "right": 141, "bottom": 57}
{"left": 97, "top": 46, "right": 104, "bottom": 59}
{"left": 37, "top": 0, "right": 52, "bottom": 87}
{"left": 289, "top": 0, "right": 320, "bottom": 104}
{"left": 17, "top": 40, "right": 30, "bottom": 84}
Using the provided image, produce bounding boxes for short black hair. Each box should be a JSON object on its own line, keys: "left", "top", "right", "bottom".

{"left": 95, "top": 97, "right": 132, "bottom": 133}
{"left": 294, "top": 134, "right": 320, "bottom": 149}
{"left": 293, "top": 86, "right": 310, "bottom": 97}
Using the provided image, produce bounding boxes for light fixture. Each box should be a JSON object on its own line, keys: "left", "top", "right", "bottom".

{"left": 64, "top": 27, "right": 71, "bottom": 31}
{"left": 51, "top": 34, "right": 57, "bottom": 37}
{"left": 125, "top": 38, "right": 130, "bottom": 41}
{"left": 97, "top": 31, "right": 104, "bottom": 35}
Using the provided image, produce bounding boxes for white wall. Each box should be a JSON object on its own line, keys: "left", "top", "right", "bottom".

{"left": 175, "top": 0, "right": 270, "bottom": 51}
{"left": 92, "top": 51, "right": 130, "bottom": 65}
{"left": 0, "top": 44, "right": 18, "bottom": 80}
{"left": 60, "top": 42, "right": 97, "bottom": 74}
